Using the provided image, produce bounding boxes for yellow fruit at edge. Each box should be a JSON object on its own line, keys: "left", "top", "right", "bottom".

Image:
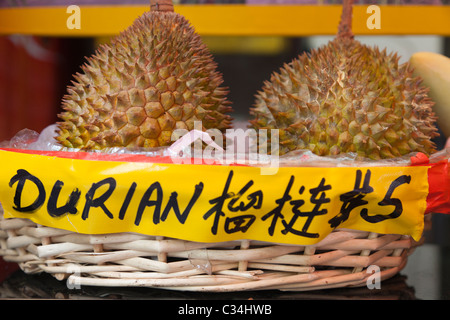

{"left": 410, "top": 52, "right": 450, "bottom": 138}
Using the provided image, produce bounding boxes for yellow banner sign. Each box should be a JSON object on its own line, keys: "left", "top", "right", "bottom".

{"left": 0, "top": 149, "right": 428, "bottom": 245}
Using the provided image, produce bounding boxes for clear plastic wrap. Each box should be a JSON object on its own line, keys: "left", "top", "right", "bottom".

{"left": 0, "top": 124, "right": 432, "bottom": 168}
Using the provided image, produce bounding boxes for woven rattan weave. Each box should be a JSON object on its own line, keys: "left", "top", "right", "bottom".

{"left": 0, "top": 206, "right": 425, "bottom": 292}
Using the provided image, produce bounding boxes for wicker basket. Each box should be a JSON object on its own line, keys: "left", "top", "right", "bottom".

{"left": 0, "top": 204, "right": 426, "bottom": 292}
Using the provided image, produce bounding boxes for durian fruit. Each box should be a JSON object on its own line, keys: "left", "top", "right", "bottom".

{"left": 249, "top": 0, "right": 438, "bottom": 160}
{"left": 409, "top": 52, "right": 450, "bottom": 138}
{"left": 56, "top": 0, "right": 232, "bottom": 150}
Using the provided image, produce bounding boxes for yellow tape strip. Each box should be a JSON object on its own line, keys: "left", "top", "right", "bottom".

{"left": 0, "top": 5, "right": 449, "bottom": 37}
{"left": 0, "top": 150, "right": 428, "bottom": 245}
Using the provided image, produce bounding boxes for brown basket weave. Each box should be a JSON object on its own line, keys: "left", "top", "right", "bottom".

{"left": 0, "top": 205, "right": 426, "bottom": 292}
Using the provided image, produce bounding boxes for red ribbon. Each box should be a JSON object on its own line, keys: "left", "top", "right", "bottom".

{"left": 411, "top": 152, "right": 450, "bottom": 214}
{"left": 425, "top": 160, "right": 450, "bottom": 214}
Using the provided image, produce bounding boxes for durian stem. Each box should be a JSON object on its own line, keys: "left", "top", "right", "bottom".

{"left": 337, "top": 0, "right": 354, "bottom": 39}
{"left": 150, "top": 0, "right": 174, "bottom": 12}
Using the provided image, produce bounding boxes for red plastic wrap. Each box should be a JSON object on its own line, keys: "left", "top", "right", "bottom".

{"left": 426, "top": 160, "right": 450, "bottom": 214}
{"left": 409, "top": 151, "right": 450, "bottom": 215}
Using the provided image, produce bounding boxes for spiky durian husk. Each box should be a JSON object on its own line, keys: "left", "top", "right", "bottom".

{"left": 249, "top": 37, "right": 438, "bottom": 160}
{"left": 56, "top": 11, "right": 232, "bottom": 150}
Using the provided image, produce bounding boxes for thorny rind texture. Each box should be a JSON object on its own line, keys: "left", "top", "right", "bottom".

{"left": 249, "top": 37, "right": 438, "bottom": 160}
{"left": 56, "top": 11, "right": 232, "bottom": 150}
